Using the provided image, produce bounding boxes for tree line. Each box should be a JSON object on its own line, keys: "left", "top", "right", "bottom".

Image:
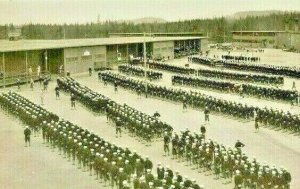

{"left": 0, "top": 12, "right": 299, "bottom": 42}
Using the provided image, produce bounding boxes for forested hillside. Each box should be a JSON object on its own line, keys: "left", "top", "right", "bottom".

{"left": 1, "top": 12, "right": 299, "bottom": 42}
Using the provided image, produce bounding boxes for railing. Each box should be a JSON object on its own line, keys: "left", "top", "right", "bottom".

{"left": 0, "top": 71, "right": 51, "bottom": 88}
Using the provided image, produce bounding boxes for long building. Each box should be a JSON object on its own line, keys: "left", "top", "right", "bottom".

{"left": 231, "top": 26, "right": 300, "bottom": 51}
{"left": 0, "top": 36, "right": 208, "bottom": 76}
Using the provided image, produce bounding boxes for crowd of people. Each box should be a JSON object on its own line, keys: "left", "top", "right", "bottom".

{"left": 221, "top": 55, "right": 260, "bottom": 62}
{"left": 99, "top": 72, "right": 294, "bottom": 188}
{"left": 222, "top": 62, "right": 300, "bottom": 78}
{"left": 0, "top": 92, "right": 203, "bottom": 189}
{"left": 192, "top": 57, "right": 300, "bottom": 78}
{"left": 191, "top": 57, "right": 214, "bottom": 67}
{"left": 172, "top": 75, "right": 298, "bottom": 103}
{"left": 163, "top": 130, "right": 291, "bottom": 189}
{"left": 147, "top": 62, "right": 195, "bottom": 75}
{"left": 197, "top": 69, "right": 284, "bottom": 85}
{"left": 118, "top": 65, "right": 162, "bottom": 81}
{"left": 99, "top": 72, "right": 300, "bottom": 133}
{"left": 57, "top": 77, "right": 173, "bottom": 144}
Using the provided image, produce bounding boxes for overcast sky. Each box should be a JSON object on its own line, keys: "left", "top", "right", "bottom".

{"left": 0, "top": 0, "right": 299, "bottom": 25}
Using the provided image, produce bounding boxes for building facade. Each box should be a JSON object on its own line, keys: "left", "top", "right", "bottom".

{"left": 0, "top": 36, "right": 208, "bottom": 77}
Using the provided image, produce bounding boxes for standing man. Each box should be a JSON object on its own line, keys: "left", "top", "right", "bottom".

{"left": 115, "top": 117, "right": 122, "bottom": 138}
{"left": 24, "top": 126, "right": 31, "bottom": 147}
{"left": 55, "top": 86, "right": 60, "bottom": 100}
{"left": 59, "top": 65, "right": 63, "bottom": 76}
{"left": 16, "top": 78, "right": 21, "bottom": 90}
{"left": 37, "top": 65, "right": 41, "bottom": 77}
{"left": 71, "top": 93, "right": 76, "bottom": 110}
{"left": 292, "top": 81, "right": 296, "bottom": 91}
{"left": 163, "top": 132, "right": 170, "bottom": 156}
{"left": 183, "top": 96, "right": 188, "bottom": 112}
{"left": 114, "top": 81, "right": 118, "bottom": 93}
{"left": 254, "top": 117, "right": 259, "bottom": 132}
{"left": 204, "top": 107, "right": 210, "bottom": 123}
{"left": 88, "top": 66, "right": 92, "bottom": 76}
{"left": 200, "top": 124, "right": 206, "bottom": 139}
{"left": 30, "top": 78, "right": 34, "bottom": 90}
{"left": 43, "top": 78, "right": 48, "bottom": 91}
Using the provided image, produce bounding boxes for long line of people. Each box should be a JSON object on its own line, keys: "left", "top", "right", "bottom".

{"left": 192, "top": 57, "right": 300, "bottom": 78}
{"left": 0, "top": 92, "right": 203, "bottom": 189}
{"left": 163, "top": 130, "right": 291, "bottom": 189}
{"left": 221, "top": 55, "right": 260, "bottom": 62}
{"left": 197, "top": 69, "right": 283, "bottom": 85}
{"left": 172, "top": 75, "right": 298, "bottom": 103}
{"left": 99, "top": 72, "right": 300, "bottom": 133}
{"left": 147, "top": 62, "right": 195, "bottom": 75}
{"left": 118, "top": 65, "right": 163, "bottom": 80}
{"left": 191, "top": 57, "right": 214, "bottom": 67}
{"left": 223, "top": 62, "right": 300, "bottom": 78}
{"left": 57, "top": 77, "right": 173, "bottom": 144}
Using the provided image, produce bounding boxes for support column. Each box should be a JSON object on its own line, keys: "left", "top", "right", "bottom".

{"left": 136, "top": 44, "right": 138, "bottom": 57}
{"left": 45, "top": 50, "right": 48, "bottom": 73}
{"left": 143, "top": 33, "right": 148, "bottom": 97}
{"left": 126, "top": 44, "right": 129, "bottom": 63}
{"left": 25, "top": 51, "right": 28, "bottom": 84}
{"left": 2, "top": 53, "right": 5, "bottom": 88}
{"left": 116, "top": 44, "right": 119, "bottom": 65}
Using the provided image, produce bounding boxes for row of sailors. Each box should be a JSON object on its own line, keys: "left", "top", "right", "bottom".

{"left": 98, "top": 72, "right": 300, "bottom": 133}
{"left": 163, "top": 130, "right": 291, "bottom": 189}
{"left": 171, "top": 75, "right": 298, "bottom": 102}
{"left": 192, "top": 57, "right": 300, "bottom": 79}
{"left": 118, "top": 64, "right": 163, "bottom": 80}
{"left": 0, "top": 91, "right": 204, "bottom": 189}
{"left": 57, "top": 77, "right": 173, "bottom": 143}
{"left": 197, "top": 69, "right": 283, "bottom": 85}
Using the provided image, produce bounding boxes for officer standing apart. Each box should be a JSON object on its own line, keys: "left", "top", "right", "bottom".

{"left": 204, "top": 107, "right": 210, "bottom": 123}
{"left": 200, "top": 124, "right": 206, "bottom": 140}
{"left": 55, "top": 85, "right": 60, "bottom": 100}
{"left": 88, "top": 66, "right": 92, "bottom": 76}
{"left": 114, "top": 81, "right": 118, "bottom": 93}
{"left": 71, "top": 93, "right": 76, "bottom": 110}
{"left": 24, "top": 126, "right": 31, "bottom": 147}
{"left": 116, "top": 117, "right": 122, "bottom": 138}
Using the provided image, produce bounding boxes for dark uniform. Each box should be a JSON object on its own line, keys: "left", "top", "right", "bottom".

{"left": 163, "top": 133, "right": 170, "bottom": 156}
{"left": 24, "top": 126, "right": 31, "bottom": 146}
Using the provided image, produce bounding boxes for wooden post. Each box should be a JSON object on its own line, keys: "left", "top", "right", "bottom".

{"left": 2, "top": 53, "right": 5, "bottom": 88}
{"left": 25, "top": 51, "right": 28, "bottom": 84}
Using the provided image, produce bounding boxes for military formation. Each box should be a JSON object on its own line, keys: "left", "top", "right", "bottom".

{"left": 0, "top": 92, "right": 204, "bottom": 189}
{"left": 221, "top": 55, "right": 260, "bottom": 62}
{"left": 197, "top": 69, "right": 283, "bottom": 85}
{"left": 118, "top": 65, "right": 162, "bottom": 81}
{"left": 191, "top": 57, "right": 214, "bottom": 67}
{"left": 99, "top": 72, "right": 300, "bottom": 133}
{"left": 171, "top": 75, "right": 298, "bottom": 103}
{"left": 192, "top": 57, "right": 300, "bottom": 78}
{"left": 147, "top": 62, "right": 195, "bottom": 75}
{"left": 57, "top": 77, "right": 173, "bottom": 144}
{"left": 163, "top": 130, "right": 291, "bottom": 189}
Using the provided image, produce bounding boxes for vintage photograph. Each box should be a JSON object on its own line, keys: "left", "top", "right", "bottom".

{"left": 0, "top": 0, "right": 299, "bottom": 188}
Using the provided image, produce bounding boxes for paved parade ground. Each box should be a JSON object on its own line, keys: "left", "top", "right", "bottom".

{"left": 1, "top": 49, "right": 300, "bottom": 189}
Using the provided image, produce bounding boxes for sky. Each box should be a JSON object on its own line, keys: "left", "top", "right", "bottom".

{"left": 0, "top": 0, "right": 299, "bottom": 25}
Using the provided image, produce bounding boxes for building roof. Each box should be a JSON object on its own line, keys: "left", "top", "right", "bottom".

{"left": 109, "top": 32, "right": 203, "bottom": 36}
{"left": 0, "top": 36, "right": 205, "bottom": 53}
{"left": 231, "top": 30, "right": 286, "bottom": 33}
